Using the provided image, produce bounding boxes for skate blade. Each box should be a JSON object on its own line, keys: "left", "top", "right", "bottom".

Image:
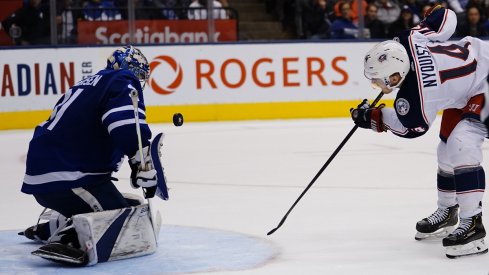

{"left": 415, "top": 226, "right": 456, "bottom": 241}
{"left": 445, "top": 239, "right": 488, "bottom": 258}
{"left": 31, "top": 244, "right": 87, "bottom": 266}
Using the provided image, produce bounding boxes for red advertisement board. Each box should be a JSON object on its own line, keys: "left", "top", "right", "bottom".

{"left": 78, "top": 20, "right": 237, "bottom": 44}
{"left": 0, "top": 0, "right": 23, "bottom": 46}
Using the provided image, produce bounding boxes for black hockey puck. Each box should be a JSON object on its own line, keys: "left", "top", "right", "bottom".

{"left": 173, "top": 113, "right": 183, "bottom": 126}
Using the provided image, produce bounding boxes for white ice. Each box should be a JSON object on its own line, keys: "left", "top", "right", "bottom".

{"left": 2, "top": 117, "right": 489, "bottom": 275}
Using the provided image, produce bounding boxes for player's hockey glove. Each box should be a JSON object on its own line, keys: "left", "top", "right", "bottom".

{"left": 350, "top": 99, "right": 386, "bottom": 132}
{"left": 423, "top": 4, "right": 443, "bottom": 18}
{"left": 419, "top": 4, "right": 444, "bottom": 30}
{"left": 129, "top": 133, "right": 169, "bottom": 200}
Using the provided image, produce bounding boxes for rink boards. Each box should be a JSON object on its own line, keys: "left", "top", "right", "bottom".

{"left": 0, "top": 42, "right": 396, "bottom": 130}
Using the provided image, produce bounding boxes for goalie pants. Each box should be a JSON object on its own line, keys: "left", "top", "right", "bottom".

{"left": 32, "top": 180, "right": 138, "bottom": 238}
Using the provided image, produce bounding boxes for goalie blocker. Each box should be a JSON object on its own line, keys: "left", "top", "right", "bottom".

{"left": 32, "top": 200, "right": 162, "bottom": 266}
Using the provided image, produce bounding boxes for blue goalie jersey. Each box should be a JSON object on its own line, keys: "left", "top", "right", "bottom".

{"left": 22, "top": 69, "right": 152, "bottom": 194}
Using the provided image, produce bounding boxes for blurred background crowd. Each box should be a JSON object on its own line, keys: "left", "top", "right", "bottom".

{"left": 268, "top": 0, "right": 489, "bottom": 39}
{"left": 0, "top": 0, "right": 233, "bottom": 45}
{"left": 0, "top": 0, "right": 488, "bottom": 46}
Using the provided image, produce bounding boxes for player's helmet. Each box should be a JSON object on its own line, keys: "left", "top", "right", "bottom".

{"left": 364, "top": 40, "right": 410, "bottom": 89}
{"left": 106, "top": 45, "right": 150, "bottom": 87}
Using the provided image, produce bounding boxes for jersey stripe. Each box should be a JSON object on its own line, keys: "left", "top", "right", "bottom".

{"left": 384, "top": 124, "right": 409, "bottom": 136}
{"left": 408, "top": 32, "right": 430, "bottom": 126}
{"left": 107, "top": 118, "right": 148, "bottom": 133}
{"left": 24, "top": 171, "right": 109, "bottom": 185}
{"left": 102, "top": 105, "right": 146, "bottom": 122}
{"left": 439, "top": 59, "right": 477, "bottom": 84}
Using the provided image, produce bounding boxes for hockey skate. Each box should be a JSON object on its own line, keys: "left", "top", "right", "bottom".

{"left": 442, "top": 212, "right": 488, "bottom": 258}
{"left": 32, "top": 242, "right": 88, "bottom": 266}
{"left": 415, "top": 204, "right": 459, "bottom": 240}
{"left": 31, "top": 224, "right": 87, "bottom": 266}
{"left": 19, "top": 208, "right": 67, "bottom": 243}
{"left": 18, "top": 223, "right": 50, "bottom": 242}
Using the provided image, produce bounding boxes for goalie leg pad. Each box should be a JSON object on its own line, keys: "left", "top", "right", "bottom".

{"left": 73, "top": 203, "right": 160, "bottom": 266}
{"left": 121, "top": 192, "right": 145, "bottom": 206}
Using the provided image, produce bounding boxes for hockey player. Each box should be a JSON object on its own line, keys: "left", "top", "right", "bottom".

{"left": 19, "top": 45, "right": 168, "bottom": 265}
{"left": 350, "top": 6, "right": 488, "bottom": 258}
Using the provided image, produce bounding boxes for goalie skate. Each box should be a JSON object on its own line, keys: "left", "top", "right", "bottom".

{"left": 415, "top": 204, "right": 458, "bottom": 240}
{"left": 19, "top": 225, "right": 47, "bottom": 242}
{"left": 31, "top": 242, "right": 88, "bottom": 266}
{"left": 19, "top": 209, "right": 68, "bottom": 243}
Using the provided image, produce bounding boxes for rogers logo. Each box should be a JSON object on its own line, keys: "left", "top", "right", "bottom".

{"left": 149, "top": 55, "right": 183, "bottom": 95}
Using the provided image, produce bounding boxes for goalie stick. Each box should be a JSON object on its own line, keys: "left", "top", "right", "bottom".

{"left": 130, "top": 90, "right": 147, "bottom": 171}
{"left": 267, "top": 91, "right": 385, "bottom": 235}
{"left": 129, "top": 90, "right": 159, "bottom": 240}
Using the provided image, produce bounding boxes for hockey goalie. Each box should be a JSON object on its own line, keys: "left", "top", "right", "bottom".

{"left": 19, "top": 46, "right": 169, "bottom": 266}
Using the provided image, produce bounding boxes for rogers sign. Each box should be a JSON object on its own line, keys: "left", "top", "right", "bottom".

{"left": 147, "top": 54, "right": 349, "bottom": 95}
{"left": 149, "top": 55, "right": 182, "bottom": 95}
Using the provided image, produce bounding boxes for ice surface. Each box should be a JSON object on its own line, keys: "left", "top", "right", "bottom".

{"left": 2, "top": 118, "right": 489, "bottom": 275}
{"left": 0, "top": 225, "right": 276, "bottom": 274}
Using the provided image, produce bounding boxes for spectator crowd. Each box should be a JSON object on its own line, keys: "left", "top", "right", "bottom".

{"left": 2, "top": 0, "right": 489, "bottom": 45}
{"left": 265, "top": 0, "right": 489, "bottom": 39}
{"left": 0, "top": 0, "right": 230, "bottom": 45}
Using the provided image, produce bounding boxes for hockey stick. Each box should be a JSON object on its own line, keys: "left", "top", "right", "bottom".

{"left": 130, "top": 90, "right": 157, "bottom": 200}
{"left": 130, "top": 90, "right": 147, "bottom": 171}
{"left": 267, "top": 91, "right": 385, "bottom": 235}
{"left": 130, "top": 90, "right": 155, "bottom": 195}
{"left": 129, "top": 90, "right": 159, "bottom": 237}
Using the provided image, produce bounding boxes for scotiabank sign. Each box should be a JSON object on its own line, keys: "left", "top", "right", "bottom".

{"left": 78, "top": 20, "right": 237, "bottom": 44}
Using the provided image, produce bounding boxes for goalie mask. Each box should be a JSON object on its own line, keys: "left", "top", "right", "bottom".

{"left": 364, "top": 40, "right": 410, "bottom": 90}
{"left": 106, "top": 45, "right": 150, "bottom": 89}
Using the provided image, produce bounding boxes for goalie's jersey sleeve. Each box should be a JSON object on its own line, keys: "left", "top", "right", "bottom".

{"left": 381, "top": 7, "right": 488, "bottom": 138}
{"left": 22, "top": 69, "right": 152, "bottom": 194}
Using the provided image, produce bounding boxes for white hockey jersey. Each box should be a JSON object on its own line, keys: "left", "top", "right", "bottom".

{"left": 381, "top": 7, "right": 489, "bottom": 138}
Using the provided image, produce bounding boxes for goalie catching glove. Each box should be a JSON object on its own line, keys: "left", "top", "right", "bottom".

{"left": 350, "top": 99, "right": 386, "bottom": 132}
{"left": 129, "top": 133, "right": 169, "bottom": 200}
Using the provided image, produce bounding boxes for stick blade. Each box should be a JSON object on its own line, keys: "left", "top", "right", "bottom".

{"left": 267, "top": 228, "right": 278, "bottom": 235}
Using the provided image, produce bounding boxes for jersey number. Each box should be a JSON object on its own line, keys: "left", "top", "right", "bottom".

{"left": 46, "top": 88, "right": 83, "bottom": 130}
{"left": 428, "top": 42, "right": 477, "bottom": 84}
